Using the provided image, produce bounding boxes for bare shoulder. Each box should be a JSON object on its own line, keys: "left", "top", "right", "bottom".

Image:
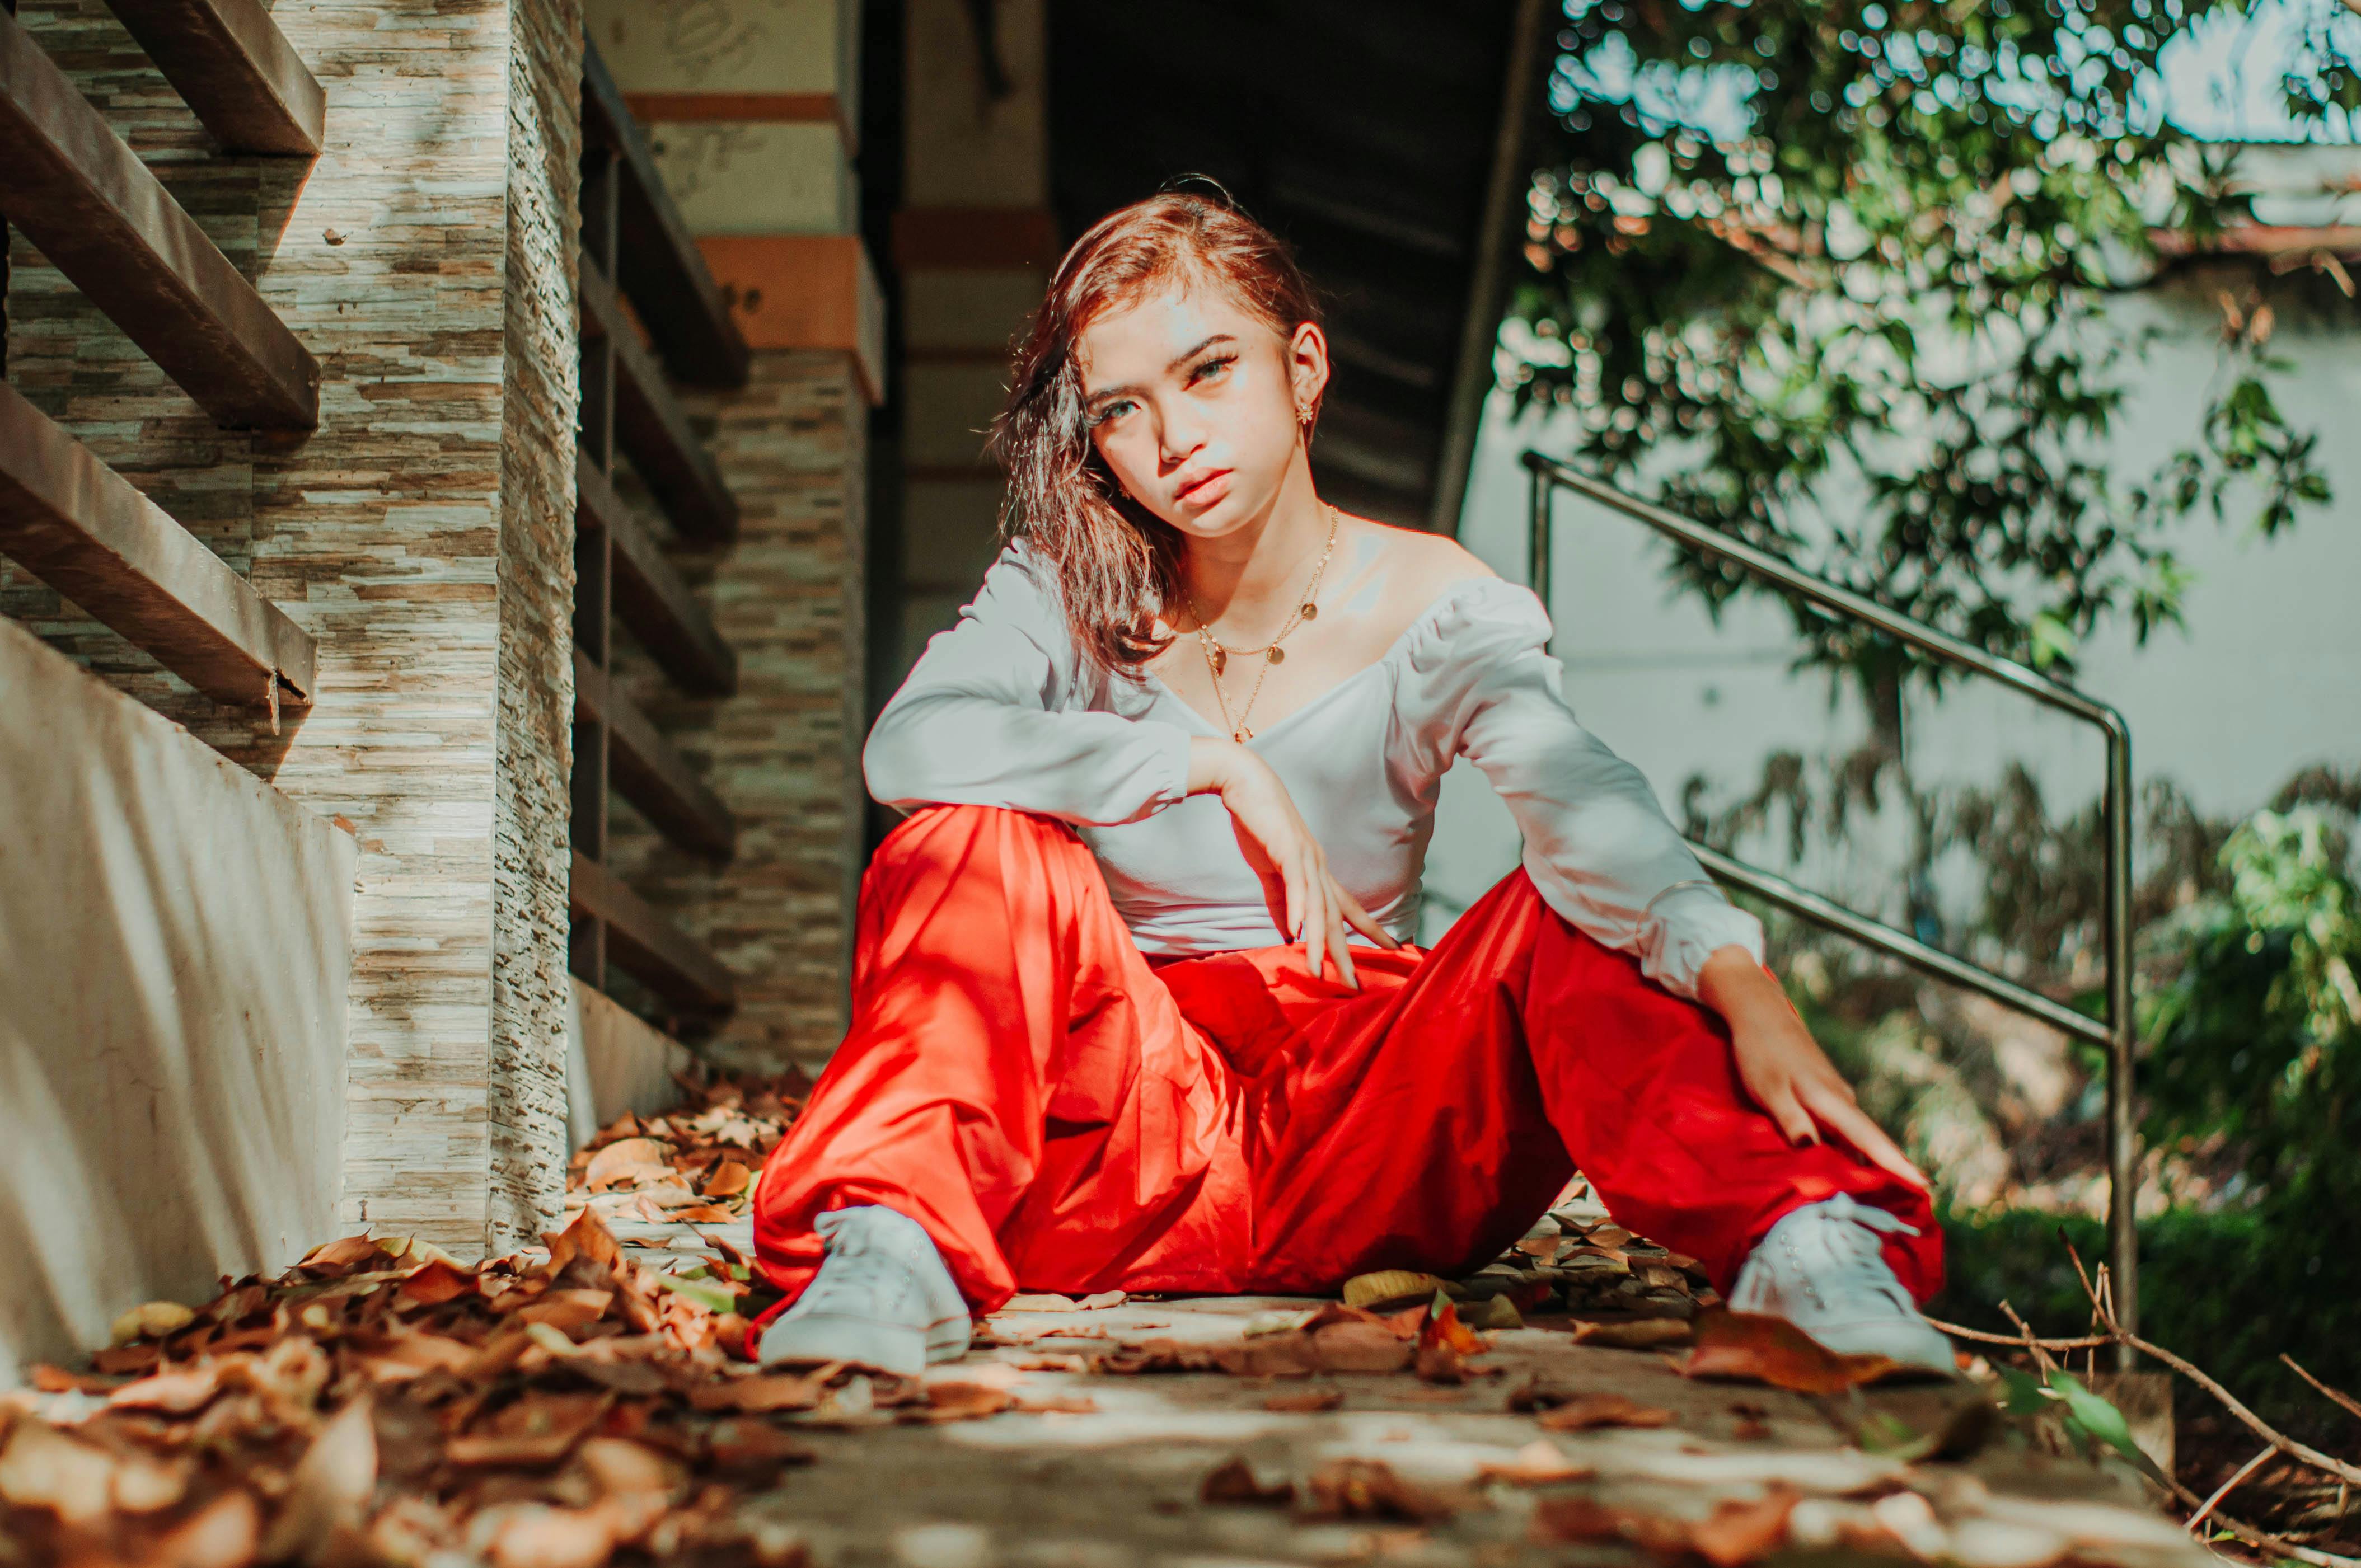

{"left": 1386, "top": 527, "right": 1497, "bottom": 587}
{"left": 1323, "top": 514, "right": 1501, "bottom": 654}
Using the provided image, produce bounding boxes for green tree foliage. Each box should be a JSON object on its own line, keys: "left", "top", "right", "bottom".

{"left": 1510, "top": 0, "right": 2351, "bottom": 691}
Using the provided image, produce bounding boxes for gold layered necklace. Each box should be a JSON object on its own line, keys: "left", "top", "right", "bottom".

{"left": 1178, "top": 503, "right": 1340, "bottom": 743}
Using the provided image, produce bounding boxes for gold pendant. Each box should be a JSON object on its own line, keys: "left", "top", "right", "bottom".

{"left": 1235, "top": 724, "right": 1254, "bottom": 741}
{"left": 1267, "top": 646, "right": 1285, "bottom": 664}
{"left": 1300, "top": 602, "right": 1318, "bottom": 621}
{"left": 1210, "top": 644, "right": 1226, "bottom": 675}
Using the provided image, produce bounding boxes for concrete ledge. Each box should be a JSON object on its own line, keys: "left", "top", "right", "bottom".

{"left": 0, "top": 619, "right": 355, "bottom": 1387}
{"left": 565, "top": 978, "right": 692, "bottom": 1148}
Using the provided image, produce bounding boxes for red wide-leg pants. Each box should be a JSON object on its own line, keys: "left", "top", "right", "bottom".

{"left": 750, "top": 804, "right": 1941, "bottom": 1326}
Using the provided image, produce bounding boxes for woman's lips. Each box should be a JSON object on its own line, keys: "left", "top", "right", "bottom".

{"left": 1177, "top": 470, "right": 1232, "bottom": 506}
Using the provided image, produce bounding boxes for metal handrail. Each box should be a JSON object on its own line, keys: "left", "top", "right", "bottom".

{"left": 1523, "top": 450, "right": 2139, "bottom": 1355}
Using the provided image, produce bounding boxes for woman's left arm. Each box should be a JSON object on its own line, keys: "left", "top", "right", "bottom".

{"left": 1440, "top": 586, "right": 1925, "bottom": 1185}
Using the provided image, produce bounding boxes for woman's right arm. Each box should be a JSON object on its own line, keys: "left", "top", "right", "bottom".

{"left": 863, "top": 546, "right": 1197, "bottom": 827}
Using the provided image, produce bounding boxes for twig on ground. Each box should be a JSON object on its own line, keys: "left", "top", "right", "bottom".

{"left": 2189, "top": 1447, "right": 2276, "bottom": 1534}
{"left": 2122, "top": 1332, "right": 2361, "bottom": 1490}
{"left": 1997, "top": 1299, "right": 2060, "bottom": 1376}
{"left": 1924, "top": 1316, "right": 2112, "bottom": 1351}
{"left": 2053, "top": 1234, "right": 2361, "bottom": 1491}
{"left": 2285, "top": 1356, "right": 2361, "bottom": 1426}
{"left": 2157, "top": 1467, "right": 2361, "bottom": 1568}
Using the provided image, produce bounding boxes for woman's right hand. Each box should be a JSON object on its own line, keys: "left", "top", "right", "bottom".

{"left": 1188, "top": 736, "right": 1399, "bottom": 987}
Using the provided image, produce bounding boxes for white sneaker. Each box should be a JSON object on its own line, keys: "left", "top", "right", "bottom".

{"left": 757, "top": 1205, "right": 972, "bottom": 1377}
{"left": 1730, "top": 1194, "right": 1957, "bottom": 1376}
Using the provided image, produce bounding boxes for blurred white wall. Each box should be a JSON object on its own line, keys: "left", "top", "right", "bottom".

{"left": 1421, "top": 265, "right": 2361, "bottom": 941}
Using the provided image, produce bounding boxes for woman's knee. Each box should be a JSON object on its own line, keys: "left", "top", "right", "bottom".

{"left": 867, "top": 804, "right": 1089, "bottom": 886}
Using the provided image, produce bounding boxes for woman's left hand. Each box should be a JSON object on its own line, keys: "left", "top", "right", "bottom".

{"left": 1695, "top": 947, "right": 1929, "bottom": 1190}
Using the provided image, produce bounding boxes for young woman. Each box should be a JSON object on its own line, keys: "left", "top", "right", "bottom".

{"left": 747, "top": 190, "right": 1952, "bottom": 1378}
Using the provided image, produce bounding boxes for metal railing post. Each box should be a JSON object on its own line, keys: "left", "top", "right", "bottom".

{"left": 1528, "top": 458, "right": 1553, "bottom": 653}
{"left": 1520, "top": 450, "right": 2142, "bottom": 1347}
{"left": 2104, "top": 716, "right": 2139, "bottom": 1362}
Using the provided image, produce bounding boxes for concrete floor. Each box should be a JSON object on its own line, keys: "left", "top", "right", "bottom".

{"left": 604, "top": 1218, "right": 2207, "bottom": 1568}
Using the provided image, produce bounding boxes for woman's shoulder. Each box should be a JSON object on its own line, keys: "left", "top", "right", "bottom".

{"left": 1350, "top": 527, "right": 1547, "bottom": 667}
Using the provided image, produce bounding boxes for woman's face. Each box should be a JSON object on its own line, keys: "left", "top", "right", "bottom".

{"left": 1075, "top": 277, "right": 1325, "bottom": 543}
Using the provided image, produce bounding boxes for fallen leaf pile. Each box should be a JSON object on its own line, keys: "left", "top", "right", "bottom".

{"left": 1498, "top": 1213, "right": 1720, "bottom": 1321}
{"left": 565, "top": 1071, "right": 806, "bottom": 1229}
{"left": 0, "top": 1206, "right": 1022, "bottom": 1568}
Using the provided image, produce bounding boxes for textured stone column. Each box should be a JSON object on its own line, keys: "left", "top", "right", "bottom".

{"left": 1, "top": 0, "right": 582, "bottom": 1255}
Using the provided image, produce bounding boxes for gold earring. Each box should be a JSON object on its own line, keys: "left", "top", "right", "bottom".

{"left": 1296, "top": 404, "right": 1313, "bottom": 424}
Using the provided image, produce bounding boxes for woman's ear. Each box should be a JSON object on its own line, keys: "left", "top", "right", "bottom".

{"left": 1287, "top": 321, "right": 1331, "bottom": 415}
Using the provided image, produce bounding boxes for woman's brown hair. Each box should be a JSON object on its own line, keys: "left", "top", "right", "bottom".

{"left": 984, "top": 184, "right": 1325, "bottom": 678}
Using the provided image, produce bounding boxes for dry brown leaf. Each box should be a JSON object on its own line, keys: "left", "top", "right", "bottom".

{"left": 584, "top": 1137, "right": 671, "bottom": 1191}
{"left": 1076, "top": 1290, "right": 1127, "bottom": 1310}
{"left": 1264, "top": 1389, "right": 1346, "bottom": 1413}
{"left": 399, "top": 1257, "right": 478, "bottom": 1306}
{"left": 1677, "top": 1308, "right": 1904, "bottom": 1394}
{"left": 1001, "top": 1293, "right": 1082, "bottom": 1312}
{"left": 1313, "top": 1320, "right": 1418, "bottom": 1374}
{"left": 299, "top": 1234, "right": 388, "bottom": 1274}
{"left": 107, "top": 1364, "right": 224, "bottom": 1416}
{"left": 905, "top": 1381, "right": 1016, "bottom": 1423}
{"left": 1414, "top": 1342, "right": 1467, "bottom": 1384}
{"left": 1535, "top": 1392, "right": 1676, "bottom": 1432}
{"left": 109, "top": 1299, "right": 196, "bottom": 1345}
{"left": 688, "top": 1372, "right": 826, "bottom": 1414}
{"left": 446, "top": 1393, "right": 610, "bottom": 1468}
{"left": 1301, "top": 1457, "right": 1460, "bottom": 1523}
{"left": 472, "top": 1501, "right": 616, "bottom": 1568}
{"left": 90, "top": 1342, "right": 162, "bottom": 1377}
{"left": 0, "top": 1421, "right": 117, "bottom": 1527}
{"left": 512, "top": 1290, "right": 616, "bottom": 1333}
{"left": 542, "top": 1208, "right": 625, "bottom": 1279}
{"left": 156, "top": 1489, "right": 263, "bottom": 1568}
{"left": 702, "top": 1418, "right": 816, "bottom": 1472}
{"left": 1475, "top": 1439, "right": 1593, "bottom": 1486}
{"left": 668, "top": 1204, "right": 739, "bottom": 1224}
{"left": 1201, "top": 1456, "right": 1295, "bottom": 1506}
{"left": 702, "top": 1160, "right": 753, "bottom": 1198}
{"left": 570, "top": 1436, "right": 681, "bottom": 1500}
{"left": 28, "top": 1364, "right": 119, "bottom": 1395}
{"left": 1342, "top": 1270, "right": 1449, "bottom": 1311}
{"left": 261, "top": 1395, "right": 379, "bottom": 1562}
{"left": 1572, "top": 1317, "right": 1695, "bottom": 1350}
{"left": 1420, "top": 1297, "right": 1487, "bottom": 1358}
{"left": 1532, "top": 1485, "right": 1798, "bottom": 1565}
{"left": 1012, "top": 1395, "right": 1099, "bottom": 1414}
{"left": 1689, "top": 1489, "right": 1802, "bottom": 1567}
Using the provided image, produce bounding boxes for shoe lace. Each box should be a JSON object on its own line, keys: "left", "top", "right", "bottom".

{"left": 804, "top": 1230, "right": 916, "bottom": 1312}
{"left": 1802, "top": 1195, "right": 1920, "bottom": 1312}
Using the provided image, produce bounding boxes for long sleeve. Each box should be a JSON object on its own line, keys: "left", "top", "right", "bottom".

{"left": 862, "top": 542, "right": 1196, "bottom": 827}
{"left": 1404, "top": 578, "right": 1764, "bottom": 1000}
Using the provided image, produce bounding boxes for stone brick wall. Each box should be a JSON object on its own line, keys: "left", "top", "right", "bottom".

{"left": 606, "top": 352, "right": 866, "bottom": 1074}
{"left": 493, "top": 0, "right": 586, "bottom": 1252}
{"left": 2, "top": 0, "right": 579, "bottom": 1255}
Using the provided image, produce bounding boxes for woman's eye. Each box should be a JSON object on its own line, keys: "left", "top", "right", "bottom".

{"left": 1192, "top": 355, "right": 1236, "bottom": 384}
{"left": 1089, "top": 399, "right": 1134, "bottom": 429}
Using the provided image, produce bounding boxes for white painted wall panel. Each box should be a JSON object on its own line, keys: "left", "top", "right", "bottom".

{"left": 0, "top": 622, "right": 356, "bottom": 1386}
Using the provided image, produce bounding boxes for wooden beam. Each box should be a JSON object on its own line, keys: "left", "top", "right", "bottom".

{"left": 0, "top": 380, "right": 313, "bottom": 708}
{"left": 0, "top": 12, "right": 319, "bottom": 429}
{"left": 580, "top": 43, "right": 751, "bottom": 390}
{"left": 569, "top": 852, "right": 738, "bottom": 1016}
{"left": 579, "top": 257, "right": 740, "bottom": 545}
{"left": 573, "top": 650, "right": 736, "bottom": 861}
{"left": 577, "top": 456, "right": 736, "bottom": 696}
{"left": 100, "top": 0, "right": 325, "bottom": 156}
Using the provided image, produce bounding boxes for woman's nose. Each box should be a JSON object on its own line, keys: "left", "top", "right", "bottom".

{"left": 1160, "top": 410, "right": 1206, "bottom": 466}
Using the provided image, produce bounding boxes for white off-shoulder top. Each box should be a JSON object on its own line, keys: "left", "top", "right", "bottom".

{"left": 861, "top": 541, "right": 1764, "bottom": 1001}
